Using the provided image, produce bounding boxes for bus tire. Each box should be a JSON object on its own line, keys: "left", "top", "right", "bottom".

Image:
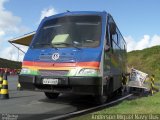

{"left": 44, "top": 92, "right": 59, "bottom": 99}
{"left": 94, "top": 95, "right": 107, "bottom": 105}
{"left": 117, "top": 86, "right": 123, "bottom": 96}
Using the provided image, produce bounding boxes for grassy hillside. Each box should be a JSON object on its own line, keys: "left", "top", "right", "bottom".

{"left": 127, "top": 45, "right": 160, "bottom": 81}
{"left": 0, "top": 58, "right": 21, "bottom": 69}
{"left": 72, "top": 92, "right": 160, "bottom": 120}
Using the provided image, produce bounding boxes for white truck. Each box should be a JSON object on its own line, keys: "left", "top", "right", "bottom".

{"left": 128, "top": 68, "right": 149, "bottom": 93}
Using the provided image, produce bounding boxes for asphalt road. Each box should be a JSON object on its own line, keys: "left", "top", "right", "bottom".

{"left": 0, "top": 75, "right": 97, "bottom": 120}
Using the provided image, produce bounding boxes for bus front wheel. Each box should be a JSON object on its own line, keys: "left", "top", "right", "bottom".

{"left": 44, "top": 92, "right": 60, "bottom": 99}
{"left": 94, "top": 95, "right": 108, "bottom": 105}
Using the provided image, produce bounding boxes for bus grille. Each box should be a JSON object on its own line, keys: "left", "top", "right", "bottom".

{"left": 39, "top": 70, "right": 69, "bottom": 76}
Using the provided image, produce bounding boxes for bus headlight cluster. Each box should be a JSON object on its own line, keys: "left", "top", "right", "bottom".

{"left": 78, "top": 68, "right": 98, "bottom": 76}
{"left": 21, "top": 68, "right": 31, "bottom": 74}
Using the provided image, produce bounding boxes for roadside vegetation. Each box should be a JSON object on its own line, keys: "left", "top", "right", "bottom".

{"left": 127, "top": 45, "right": 160, "bottom": 81}
{"left": 72, "top": 92, "right": 160, "bottom": 120}
{"left": 0, "top": 58, "right": 21, "bottom": 69}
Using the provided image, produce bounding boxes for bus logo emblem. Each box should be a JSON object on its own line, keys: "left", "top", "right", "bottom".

{"left": 52, "top": 53, "right": 59, "bottom": 60}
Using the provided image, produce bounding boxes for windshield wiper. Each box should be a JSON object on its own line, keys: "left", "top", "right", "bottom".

{"left": 33, "top": 43, "right": 58, "bottom": 50}
{"left": 36, "top": 43, "right": 51, "bottom": 46}
{"left": 52, "top": 43, "right": 81, "bottom": 50}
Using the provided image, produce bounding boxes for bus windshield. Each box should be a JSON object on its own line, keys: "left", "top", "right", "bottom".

{"left": 31, "top": 15, "right": 102, "bottom": 48}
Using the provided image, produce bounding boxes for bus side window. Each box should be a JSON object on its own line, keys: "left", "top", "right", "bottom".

{"left": 104, "top": 28, "right": 110, "bottom": 52}
{"left": 105, "top": 18, "right": 112, "bottom": 52}
{"left": 109, "top": 22, "right": 117, "bottom": 51}
{"left": 106, "top": 24, "right": 110, "bottom": 47}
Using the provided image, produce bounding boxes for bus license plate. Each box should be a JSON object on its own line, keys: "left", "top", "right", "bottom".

{"left": 43, "top": 78, "right": 58, "bottom": 85}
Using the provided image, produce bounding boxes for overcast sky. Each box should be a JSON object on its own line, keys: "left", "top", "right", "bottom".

{"left": 0, "top": 0, "right": 160, "bottom": 61}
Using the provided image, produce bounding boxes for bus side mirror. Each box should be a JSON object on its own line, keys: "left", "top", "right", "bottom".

{"left": 110, "top": 22, "right": 116, "bottom": 35}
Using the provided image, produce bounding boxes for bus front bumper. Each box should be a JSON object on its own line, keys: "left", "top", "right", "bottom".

{"left": 19, "top": 75, "right": 102, "bottom": 95}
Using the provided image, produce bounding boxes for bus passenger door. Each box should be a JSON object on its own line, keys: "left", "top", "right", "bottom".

{"left": 109, "top": 17, "right": 122, "bottom": 92}
{"left": 103, "top": 19, "right": 112, "bottom": 95}
{"left": 104, "top": 16, "right": 122, "bottom": 94}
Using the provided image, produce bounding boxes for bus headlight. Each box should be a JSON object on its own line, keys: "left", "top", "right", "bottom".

{"left": 21, "top": 68, "right": 31, "bottom": 74}
{"left": 77, "top": 68, "right": 98, "bottom": 76}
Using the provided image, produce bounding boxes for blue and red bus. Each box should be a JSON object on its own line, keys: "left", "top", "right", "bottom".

{"left": 18, "top": 11, "right": 127, "bottom": 104}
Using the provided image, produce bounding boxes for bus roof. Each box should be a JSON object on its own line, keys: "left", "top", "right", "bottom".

{"left": 44, "top": 11, "right": 107, "bottom": 22}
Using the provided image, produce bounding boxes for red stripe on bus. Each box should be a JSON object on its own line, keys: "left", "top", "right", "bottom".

{"left": 22, "top": 61, "right": 100, "bottom": 68}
